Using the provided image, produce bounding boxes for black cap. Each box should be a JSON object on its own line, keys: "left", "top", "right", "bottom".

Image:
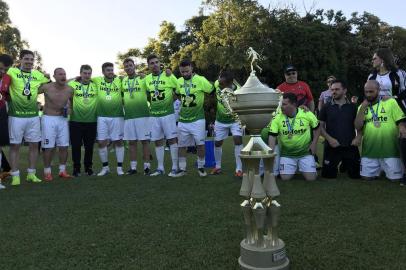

{"left": 284, "top": 65, "right": 297, "bottom": 73}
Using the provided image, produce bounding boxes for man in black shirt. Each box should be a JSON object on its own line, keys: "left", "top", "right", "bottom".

{"left": 319, "top": 79, "right": 361, "bottom": 179}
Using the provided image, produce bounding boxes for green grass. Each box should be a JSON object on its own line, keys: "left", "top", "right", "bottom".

{"left": 1, "top": 138, "right": 406, "bottom": 270}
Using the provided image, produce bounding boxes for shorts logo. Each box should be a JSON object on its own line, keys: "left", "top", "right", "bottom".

{"left": 280, "top": 164, "right": 284, "bottom": 171}
{"left": 44, "top": 139, "right": 49, "bottom": 145}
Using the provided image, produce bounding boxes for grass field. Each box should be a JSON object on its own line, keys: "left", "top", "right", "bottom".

{"left": 1, "top": 138, "right": 406, "bottom": 270}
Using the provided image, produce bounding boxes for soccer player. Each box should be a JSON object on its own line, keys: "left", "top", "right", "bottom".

{"left": 68, "top": 65, "right": 98, "bottom": 177}
{"left": 143, "top": 55, "right": 179, "bottom": 177}
{"left": 211, "top": 70, "right": 244, "bottom": 177}
{"left": 93, "top": 62, "right": 125, "bottom": 176}
{"left": 176, "top": 59, "right": 213, "bottom": 177}
{"left": 268, "top": 93, "right": 320, "bottom": 181}
{"left": 7, "top": 50, "right": 50, "bottom": 185}
{"left": 39, "top": 68, "right": 73, "bottom": 181}
{"left": 355, "top": 80, "right": 406, "bottom": 181}
{"left": 122, "top": 58, "right": 152, "bottom": 175}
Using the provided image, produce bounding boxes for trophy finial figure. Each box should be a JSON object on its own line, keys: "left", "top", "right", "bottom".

{"left": 247, "top": 47, "right": 263, "bottom": 74}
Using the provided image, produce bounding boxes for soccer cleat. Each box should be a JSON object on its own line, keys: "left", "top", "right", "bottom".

{"left": 168, "top": 169, "right": 182, "bottom": 178}
{"left": 210, "top": 168, "right": 222, "bottom": 175}
{"left": 59, "top": 171, "right": 72, "bottom": 179}
{"left": 73, "top": 168, "right": 81, "bottom": 177}
{"left": 44, "top": 173, "right": 53, "bottom": 182}
{"left": 235, "top": 170, "right": 243, "bottom": 178}
{"left": 97, "top": 167, "right": 110, "bottom": 176}
{"left": 144, "top": 167, "right": 151, "bottom": 176}
{"left": 11, "top": 175, "right": 20, "bottom": 186}
{"left": 150, "top": 169, "right": 165, "bottom": 177}
{"left": 0, "top": 171, "right": 11, "bottom": 181}
{"left": 0, "top": 183, "right": 5, "bottom": 189}
{"left": 85, "top": 168, "right": 95, "bottom": 176}
{"left": 177, "top": 170, "right": 187, "bottom": 177}
{"left": 26, "top": 173, "right": 42, "bottom": 183}
{"left": 117, "top": 167, "right": 125, "bottom": 176}
{"left": 198, "top": 168, "right": 207, "bottom": 177}
{"left": 127, "top": 169, "right": 137, "bottom": 175}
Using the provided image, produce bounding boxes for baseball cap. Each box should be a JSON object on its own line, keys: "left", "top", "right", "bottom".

{"left": 284, "top": 65, "right": 297, "bottom": 73}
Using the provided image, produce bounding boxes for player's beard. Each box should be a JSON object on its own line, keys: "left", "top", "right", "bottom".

{"left": 366, "top": 95, "right": 379, "bottom": 103}
{"left": 184, "top": 75, "right": 192, "bottom": 80}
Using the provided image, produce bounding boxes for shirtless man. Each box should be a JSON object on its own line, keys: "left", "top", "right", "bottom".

{"left": 39, "top": 68, "right": 73, "bottom": 181}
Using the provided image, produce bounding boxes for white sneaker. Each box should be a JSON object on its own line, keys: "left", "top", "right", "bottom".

{"left": 0, "top": 183, "right": 5, "bottom": 189}
{"left": 97, "top": 167, "right": 110, "bottom": 176}
{"left": 168, "top": 169, "right": 182, "bottom": 178}
{"left": 177, "top": 170, "right": 187, "bottom": 177}
{"left": 117, "top": 167, "right": 125, "bottom": 176}
{"left": 198, "top": 168, "right": 207, "bottom": 177}
{"left": 150, "top": 169, "right": 165, "bottom": 176}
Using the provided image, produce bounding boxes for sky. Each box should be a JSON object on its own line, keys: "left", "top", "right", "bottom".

{"left": 7, "top": 0, "right": 406, "bottom": 77}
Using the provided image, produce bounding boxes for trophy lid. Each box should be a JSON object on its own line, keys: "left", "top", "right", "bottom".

{"left": 235, "top": 72, "right": 278, "bottom": 95}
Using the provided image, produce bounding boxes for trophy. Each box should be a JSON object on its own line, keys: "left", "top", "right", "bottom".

{"left": 220, "top": 48, "right": 289, "bottom": 270}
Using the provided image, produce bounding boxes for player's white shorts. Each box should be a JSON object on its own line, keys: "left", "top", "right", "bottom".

{"left": 151, "top": 114, "right": 177, "bottom": 141}
{"left": 214, "top": 120, "right": 243, "bottom": 141}
{"left": 97, "top": 117, "right": 124, "bottom": 141}
{"left": 41, "top": 115, "right": 69, "bottom": 148}
{"left": 8, "top": 116, "right": 41, "bottom": 144}
{"left": 360, "top": 157, "right": 403, "bottom": 180}
{"left": 279, "top": 155, "right": 316, "bottom": 175}
{"left": 123, "top": 117, "right": 151, "bottom": 141}
{"left": 178, "top": 119, "right": 206, "bottom": 147}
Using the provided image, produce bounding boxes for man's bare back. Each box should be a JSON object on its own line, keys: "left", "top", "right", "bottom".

{"left": 43, "top": 82, "right": 73, "bottom": 116}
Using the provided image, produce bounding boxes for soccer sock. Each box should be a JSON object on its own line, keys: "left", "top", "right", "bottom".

{"left": 235, "top": 144, "right": 243, "bottom": 172}
{"left": 197, "top": 157, "right": 205, "bottom": 169}
{"left": 179, "top": 157, "right": 187, "bottom": 171}
{"left": 98, "top": 147, "right": 108, "bottom": 167}
{"left": 130, "top": 161, "right": 137, "bottom": 170}
{"left": 59, "top": 164, "right": 66, "bottom": 173}
{"left": 27, "top": 168, "right": 36, "bottom": 175}
{"left": 11, "top": 170, "right": 19, "bottom": 177}
{"left": 170, "top": 143, "right": 179, "bottom": 171}
{"left": 214, "top": 146, "right": 222, "bottom": 169}
{"left": 143, "top": 162, "right": 151, "bottom": 170}
{"left": 155, "top": 146, "right": 165, "bottom": 171}
{"left": 44, "top": 167, "right": 52, "bottom": 174}
{"left": 115, "top": 146, "right": 124, "bottom": 167}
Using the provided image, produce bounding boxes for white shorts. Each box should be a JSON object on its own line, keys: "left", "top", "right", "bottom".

{"left": 279, "top": 155, "right": 317, "bottom": 175}
{"left": 178, "top": 119, "right": 206, "bottom": 147}
{"left": 150, "top": 114, "right": 178, "bottom": 141}
{"left": 360, "top": 157, "right": 403, "bottom": 180}
{"left": 214, "top": 120, "right": 243, "bottom": 141}
{"left": 41, "top": 115, "right": 69, "bottom": 148}
{"left": 97, "top": 117, "right": 124, "bottom": 141}
{"left": 8, "top": 116, "right": 41, "bottom": 144}
{"left": 124, "top": 117, "right": 151, "bottom": 141}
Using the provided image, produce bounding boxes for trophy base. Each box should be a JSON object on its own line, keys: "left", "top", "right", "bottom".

{"left": 239, "top": 239, "right": 289, "bottom": 270}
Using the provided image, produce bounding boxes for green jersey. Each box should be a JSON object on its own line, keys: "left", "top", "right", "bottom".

{"left": 144, "top": 72, "right": 179, "bottom": 117}
{"left": 214, "top": 79, "right": 240, "bottom": 124}
{"left": 359, "top": 98, "right": 405, "bottom": 158}
{"left": 68, "top": 80, "right": 98, "bottom": 122}
{"left": 269, "top": 109, "right": 319, "bottom": 157}
{"left": 176, "top": 74, "right": 213, "bottom": 123}
{"left": 122, "top": 76, "right": 149, "bottom": 120}
{"left": 7, "top": 67, "right": 49, "bottom": 117}
{"left": 93, "top": 77, "right": 123, "bottom": 117}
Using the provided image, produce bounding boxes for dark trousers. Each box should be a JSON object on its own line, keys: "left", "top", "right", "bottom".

{"left": 1, "top": 150, "right": 10, "bottom": 171}
{"left": 69, "top": 121, "right": 97, "bottom": 171}
{"left": 322, "top": 145, "right": 360, "bottom": 179}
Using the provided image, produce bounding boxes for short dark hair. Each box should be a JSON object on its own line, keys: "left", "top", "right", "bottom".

{"left": 331, "top": 79, "right": 347, "bottom": 89}
{"left": 53, "top": 67, "right": 64, "bottom": 74}
{"left": 179, "top": 59, "right": 192, "bottom": 67}
{"left": 283, "top": 92, "right": 297, "bottom": 105}
{"left": 20, "top": 49, "right": 34, "bottom": 59}
{"left": 80, "top": 64, "right": 92, "bottom": 73}
{"left": 147, "top": 54, "right": 158, "bottom": 64}
{"left": 102, "top": 62, "right": 114, "bottom": 71}
{"left": 219, "top": 70, "right": 234, "bottom": 85}
{"left": 123, "top": 58, "right": 134, "bottom": 65}
{"left": 0, "top": 54, "right": 13, "bottom": 67}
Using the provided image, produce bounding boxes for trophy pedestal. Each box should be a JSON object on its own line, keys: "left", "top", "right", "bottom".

{"left": 239, "top": 240, "right": 290, "bottom": 270}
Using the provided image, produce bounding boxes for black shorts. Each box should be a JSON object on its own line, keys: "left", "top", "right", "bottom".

{"left": 321, "top": 145, "right": 360, "bottom": 179}
{"left": 0, "top": 107, "right": 9, "bottom": 146}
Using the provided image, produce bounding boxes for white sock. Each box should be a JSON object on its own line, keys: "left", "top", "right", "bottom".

{"left": 115, "top": 146, "right": 124, "bottom": 163}
{"left": 197, "top": 157, "right": 205, "bottom": 169}
{"left": 155, "top": 146, "right": 165, "bottom": 171}
{"left": 130, "top": 161, "right": 137, "bottom": 170}
{"left": 11, "top": 170, "right": 20, "bottom": 177}
{"left": 59, "top": 164, "right": 66, "bottom": 173}
{"left": 44, "top": 167, "right": 52, "bottom": 174}
{"left": 179, "top": 157, "right": 187, "bottom": 171}
{"left": 27, "top": 168, "right": 36, "bottom": 174}
{"left": 143, "top": 162, "right": 150, "bottom": 170}
{"left": 98, "top": 147, "right": 108, "bottom": 163}
{"left": 235, "top": 144, "right": 243, "bottom": 171}
{"left": 170, "top": 143, "right": 178, "bottom": 170}
{"left": 214, "top": 146, "right": 222, "bottom": 169}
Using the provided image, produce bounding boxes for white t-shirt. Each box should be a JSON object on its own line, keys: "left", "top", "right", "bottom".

{"left": 368, "top": 70, "right": 406, "bottom": 97}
